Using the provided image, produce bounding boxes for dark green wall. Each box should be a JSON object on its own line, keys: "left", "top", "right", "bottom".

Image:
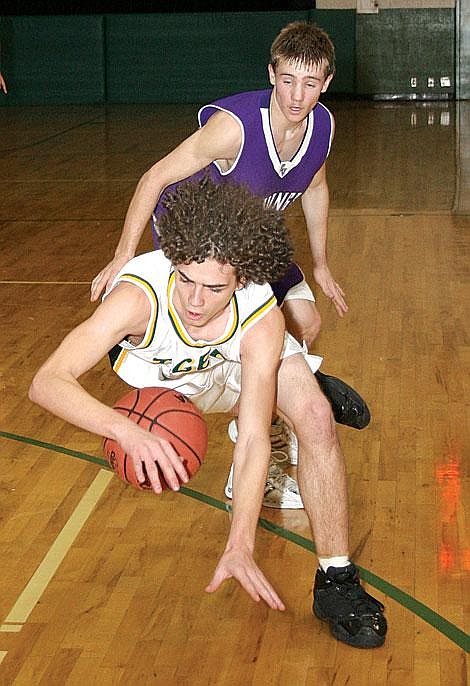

{"left": 0, "top": 9, "right": 456, "bottom": 105}
{"left": 0, "top": 10, "right": 355, "bottom": 105}
{"left": 106, "top": 12, "right": 301, "bottom": 103}
{"left": 1, "top": 15, "right": 105, "bottom": 104}
{"left": 106, "top": 11, "right": 355, "bottom": 103}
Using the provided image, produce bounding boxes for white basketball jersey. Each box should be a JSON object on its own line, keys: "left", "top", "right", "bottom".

{"left": 108, "top": 251, "right": 277, "bottom": 389}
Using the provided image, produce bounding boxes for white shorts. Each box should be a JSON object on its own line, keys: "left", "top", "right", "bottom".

{"left": 283, "top": 279, "right": 315, "bottom": 303}
{"left": 151, "top": 333, "right": 322, "bottom": 415}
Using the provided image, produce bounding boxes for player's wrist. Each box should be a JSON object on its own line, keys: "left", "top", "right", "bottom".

{"left": 114, "top": 247, "right": 135, "bottom": 262}
{"left": 225, "top": 533, "right": 256, "bottom": 555}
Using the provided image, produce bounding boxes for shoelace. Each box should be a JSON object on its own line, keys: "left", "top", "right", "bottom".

{"left": 270, "top": 418, "right": 294, "bottom": 464}
{"left": 266, "top": 463, "right": 299, "bottom": 493}
{"left": 331, "top": 574, "right": 384, "bottom": 614}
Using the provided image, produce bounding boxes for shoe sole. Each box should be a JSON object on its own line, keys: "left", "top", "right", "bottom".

{"left": 226, "top": 488, "right": 303, "bottom": 510}
{"left": 226, "top": 491, "right": 304, "bottom": 509}
{"left": 262, "top": 500, "right": 304, "bottom": 509}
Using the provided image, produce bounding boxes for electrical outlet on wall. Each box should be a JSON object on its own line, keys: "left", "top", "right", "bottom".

{"left": 357, "top": 0, "right": 379, "bottom": 14}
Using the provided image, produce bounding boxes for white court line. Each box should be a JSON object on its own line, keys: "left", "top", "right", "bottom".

{"left": 1, "top": 469, "right": 113, "bottom": 628}
{"left": 0, "top": 625, "right": 22, "bottom": 632}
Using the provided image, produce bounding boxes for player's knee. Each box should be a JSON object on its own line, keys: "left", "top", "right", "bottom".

{"left": 294, "top": 392, "right": 335, "bottom": 441}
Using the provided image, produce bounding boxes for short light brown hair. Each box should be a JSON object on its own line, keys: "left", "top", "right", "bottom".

{"left": 158, "top": 176, "right": 293, "bottom": 285}
{"left": 270, "top": 21, "right": 335, "bottom": 77}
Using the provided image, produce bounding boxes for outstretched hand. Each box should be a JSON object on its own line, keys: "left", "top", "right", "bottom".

{"left": 205, "top": 548, "right": 285, "bottom": 611}
{"left": 313, "top": 264, "right": 348, "bottom": 317}
{"left": 90, "top": 254, "right": 133, "bottom": 302}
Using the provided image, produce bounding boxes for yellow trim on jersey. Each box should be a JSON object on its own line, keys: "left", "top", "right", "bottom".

{"left": 241, "top": 294, "right": 277, "bottom": 332}
{"left": 167, "top": 271, "right": 239, "bottom": 348}
{"left": 118, "top": 273, "right": 159, "bottom": 348}
{"left": 112, "top": 348, "right": 128, "bottom": 373}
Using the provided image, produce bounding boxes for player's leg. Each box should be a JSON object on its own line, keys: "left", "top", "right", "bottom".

{"left": 282, "top": 292, "right": 370, "bottom": 429}
{"left": 274, "top": 267, "right": 371, "bottom": 430}
{"left": 225, "top": 261, "right": 369, "bottom": 509}
{"left": 276, "top": 353, "right": 348, "bottom": 555}
{"left": 276, "top": 353, "right": 387, "bottom": 648}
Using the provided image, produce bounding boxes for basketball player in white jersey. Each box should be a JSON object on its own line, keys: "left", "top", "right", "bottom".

{"left": 30, "top": 178, "right": 386, "bottom": 649}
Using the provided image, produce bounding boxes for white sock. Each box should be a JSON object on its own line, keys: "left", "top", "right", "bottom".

{"left": 318, "top": 555, "right": 350, "bottom": 572}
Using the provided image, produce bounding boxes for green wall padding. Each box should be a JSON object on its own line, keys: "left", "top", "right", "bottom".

{"left": 315, "top": 9, "right": 355, "bottom": 95}
{"left": 0, "top": 10, "right": 356, "bottom": 106}
{"left": 106, "top": 11, "right": 307, "bottom": 103}
{"left": 105, "top": 11, "right": 355, "bottom": 103}
{"left": 1, "top": 15, "right": 105, "bottom": 105}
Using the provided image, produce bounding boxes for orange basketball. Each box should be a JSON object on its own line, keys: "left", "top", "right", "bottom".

{"left": 103, "top": 387, "right": 208, "bottom": 490}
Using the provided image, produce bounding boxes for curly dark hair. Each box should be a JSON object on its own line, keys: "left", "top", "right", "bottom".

{"left": 158, "top": 176, "right": 293, "bottom": 284}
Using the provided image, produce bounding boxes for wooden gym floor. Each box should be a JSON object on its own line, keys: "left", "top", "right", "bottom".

{"left": 0, "top": 99, "right": 468, "bottom": 685}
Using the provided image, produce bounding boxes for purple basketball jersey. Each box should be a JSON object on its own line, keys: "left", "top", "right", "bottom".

{"left": 198, "top": 89, "right": 333, "bottom": 210}
{"left": 152, "top": 89, "right": 333, "bottom": 304}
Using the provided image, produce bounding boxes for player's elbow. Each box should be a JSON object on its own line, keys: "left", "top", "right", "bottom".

{"left": 28, "top": 369, "right": 45, "bottom": 406}
{"left": 28, "top": 365, "right": 54, "bottom": 408}
{"left": 140, "top": 163, "right": 166, "bottom": 196}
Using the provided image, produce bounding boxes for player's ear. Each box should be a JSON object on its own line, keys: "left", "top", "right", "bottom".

{"left": 236, "top": 277, "right": 248, "bottom": 290}
{"left": 268, "top": 63, "right": 276, "bottom": 87}
{"left": 321, "top": 72, "right": 334, "bottom": 94}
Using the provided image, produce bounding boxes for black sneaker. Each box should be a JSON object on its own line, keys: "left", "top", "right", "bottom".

{"left": 315, "top": 371, "right": 371, "bottom": 430}
{"left": 313, "top": 564, "right": 387, "bottom": 648}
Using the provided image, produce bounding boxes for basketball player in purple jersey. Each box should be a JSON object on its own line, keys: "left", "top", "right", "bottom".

{"left": 91, "top": 22, "right": 370, "bottom": 508}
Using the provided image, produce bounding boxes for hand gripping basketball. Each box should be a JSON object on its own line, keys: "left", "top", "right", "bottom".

{"left": 103, "top": 387, "right": 208, "bottom": 491}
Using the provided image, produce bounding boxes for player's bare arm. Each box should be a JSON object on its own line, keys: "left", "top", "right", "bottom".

{"left": 29, "top": 284, "right": 189, "bottom": 492}
{"left": 301, "top": 156, "right": 348, "bottom": 317}
{"left": 205, "top": 306, "right": 286, "bottom": 610}
{"left": 90, "top": 111, "right": 243, "bottom": 301}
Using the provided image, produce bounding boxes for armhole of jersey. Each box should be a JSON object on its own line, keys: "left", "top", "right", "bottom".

{"left": 240, "top": 293, "right": 277, "bottom": 337}
{"left": 116, "top": 274, "right": 159, "bottom": 349}
{"left": 197, "top": 104, "right": 245, "bottom": 176}
{"left": 318, "top": 102, "right": 334, "bottom": 158}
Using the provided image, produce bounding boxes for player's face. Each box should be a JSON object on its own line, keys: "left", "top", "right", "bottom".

{"left": 268, "top": 58, "right": 333, "bottom": 124}
{"left": 173, "top": 259, "right": 240, "bottom": 330}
